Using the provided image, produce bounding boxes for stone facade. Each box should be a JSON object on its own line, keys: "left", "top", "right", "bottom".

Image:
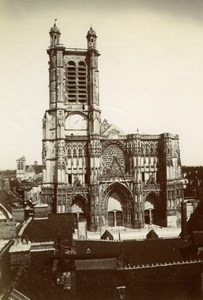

{"left": 41, "top": 23, "right": 184, "bottom": 231}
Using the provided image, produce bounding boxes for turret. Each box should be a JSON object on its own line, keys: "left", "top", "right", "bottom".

{"left": 49, "top": 20, "right": 61, "bottom": 47}
{"left": 86, "top": 27, "right": 97, "bottom": 50}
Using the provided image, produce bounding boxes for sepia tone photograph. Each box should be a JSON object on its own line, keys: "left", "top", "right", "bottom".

{"left": 1, "top": 0, "right": 203, "bottom": 299}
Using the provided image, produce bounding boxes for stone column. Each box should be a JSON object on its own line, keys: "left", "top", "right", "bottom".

{"left": 149, "top": 209, "right": 153, "bottom": 225}
{"left": 114, "top": 211, "right": 117, "bottom": 227}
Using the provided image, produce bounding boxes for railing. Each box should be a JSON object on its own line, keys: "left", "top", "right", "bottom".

{"left": 142, "top": 182, "right": 160, "bottom": 191}
{"left": 66, "top": 186, "right": 89, "bottom": 193}
{"left": 119, "top": 259, "right": 202, "bottom": 270}
{"left": 99, "top": 176, "right": 134, "bottom": 182}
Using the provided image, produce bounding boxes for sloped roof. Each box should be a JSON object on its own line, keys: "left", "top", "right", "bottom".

{"left": 16, "top": 251, "right": 76, "bottom": 300}
{"left": 0, "top": 189, "right": 22, "bottom": 217}
{"left": 146, "top": 229, "right": 159, "bottom": 240}
{"left": 0, "top": 287, "right": 30, "bottom": 300}
{"left": 74, "top": 238, "right": 185, "bottom": 265}
{"left": 101, "top": 230, "right": 114, "bottom": 240}
{"left": 187, "top": 200, "right": 203, "bottom": 235}
{"left": 182, "top": 166, "right": 203, "bottom": 178}
{"left": 13, "top": 237, "right": 200, "bottom": 300}
{"left": 102, "top": 123, "right": 126, "bottom": 137}
{"left": 15, "top": 244, "right": 201, "bottom": 300}
{"left": 0, "top": 239, "right": 12, "bottom": 254}
{"left": 10, "top": 179, "right": 31, "bottom": 191}
{"left": 0, "top": 170, "right": 16, "bottom": 180}
{"left": 23, "top": 213, "right": 73, "bottom": 244}
{"left": 10, "top": 179, "right": 41, "bottom": 191}
{"left": 26, "top": 165, "right": 43, "bottom": 174}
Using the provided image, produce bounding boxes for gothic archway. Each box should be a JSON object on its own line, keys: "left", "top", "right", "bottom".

{"left": 108, "top": 192, "right": 123, "bottom": 227}
{"left": 101, "top": 182, "right": 134, "bottom": 228}
{"left": 144, "top": 192, "right": 161, "bottom": 226}
{"left": 71, "top": 195, "right": 87, "bottom": 229}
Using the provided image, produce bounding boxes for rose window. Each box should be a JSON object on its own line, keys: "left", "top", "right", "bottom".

{"left": 102, "top": 144, "right": 125, "bottom": 176}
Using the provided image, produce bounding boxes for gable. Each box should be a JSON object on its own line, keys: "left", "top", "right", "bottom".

{"left": 26, "top": 165, "right": 35, "bottom": 173}
{"left": 101, "top": 119, "right": 125, "bottom": 138}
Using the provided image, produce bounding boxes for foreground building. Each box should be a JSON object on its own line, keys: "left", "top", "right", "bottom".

{"left": 41, "top": 22, "right": 184, "bottom": 230}
{"left": 2, "top": 195, "right": 203, "bottom": 299}
{"left": 4, "top": 224, "right": 203, "bottom": 300}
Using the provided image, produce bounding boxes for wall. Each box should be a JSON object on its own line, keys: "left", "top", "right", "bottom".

{"left": 12, "top": 208, "right": 25, "bottom": 223}
{"left": 75, "top": 258, "right": 117, "bottom": 270}
{"left": 0, "top": 220, "right": 16, "bottom": 239}
{"left": 33, "top": 204, "right": 48, "bottom": 219}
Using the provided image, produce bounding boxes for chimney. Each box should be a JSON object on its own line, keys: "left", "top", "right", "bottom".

{"left": 34, "top": 161, "right": 38, "bottom": 166}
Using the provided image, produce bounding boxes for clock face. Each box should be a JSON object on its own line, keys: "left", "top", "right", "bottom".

{"left": 66, "top": 114, "right": 87, "bottom": 130}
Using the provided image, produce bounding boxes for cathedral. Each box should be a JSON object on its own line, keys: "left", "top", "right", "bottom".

{"left": 41, "top": 22, "right": 184, "bottom": 231}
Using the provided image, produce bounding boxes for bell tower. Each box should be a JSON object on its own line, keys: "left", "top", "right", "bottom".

{"left": 41, "top": 23, "right": 102, "bottom": 219}
{"left": 41, "top": 21, "right": 66, "bottom": 213}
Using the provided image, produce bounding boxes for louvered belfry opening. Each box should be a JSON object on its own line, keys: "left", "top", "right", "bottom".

{"left": 66, "top": 60, "right": 87, "bottom": 103}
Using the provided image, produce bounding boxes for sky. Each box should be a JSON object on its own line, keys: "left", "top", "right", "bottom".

{"left": 1, "top": 0, "right": 203, "bottom": 169}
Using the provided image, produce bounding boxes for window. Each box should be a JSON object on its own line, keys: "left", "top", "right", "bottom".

{"left": 68, "top": 174, "right": 72, "bottom": 184}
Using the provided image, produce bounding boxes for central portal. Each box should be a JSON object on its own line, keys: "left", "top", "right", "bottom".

{"left": 107, "top": 192, "right": 123, "bottom": 227}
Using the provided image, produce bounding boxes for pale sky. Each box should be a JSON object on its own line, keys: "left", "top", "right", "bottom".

{"left": 1, "top": 0, "right": 203, "bottom": 169}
